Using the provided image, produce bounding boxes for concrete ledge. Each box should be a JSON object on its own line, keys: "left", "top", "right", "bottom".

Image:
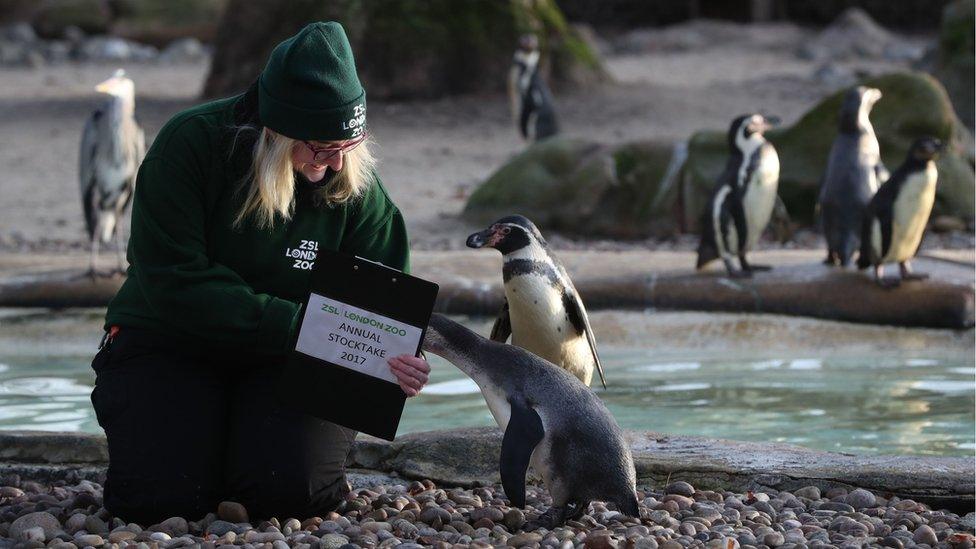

{"left": 3, "top": 429, "right": 972, "bottom": 513}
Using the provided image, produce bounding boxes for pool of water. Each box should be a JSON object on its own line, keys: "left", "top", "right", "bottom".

{"left": 1, "top": 309, "right": 973, "bottom": 457}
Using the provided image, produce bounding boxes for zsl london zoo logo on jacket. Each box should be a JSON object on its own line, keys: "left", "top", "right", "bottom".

{"left": 285, "top": 239, "right": 318, "bottom": 271}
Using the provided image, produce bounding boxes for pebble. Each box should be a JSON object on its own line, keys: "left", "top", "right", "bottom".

{"left": 157, "top": 516, "right": 189, "bottom": 536}
{"left": 913, "top": 524, "right": 939, "bottom": 545}
{"left": 74, "top": 534, "right": 104, "bottom": 546}
{"left": 10, "top": 511, "right": 61, "bottom": 540}
{"left": 217, "top": 501, "right": 249, "bottom": 523}
{"left": 845, "top": 488, "right": 877, "bottom": 509}
{"left": 666, "top": 481, "right": 696, "bottom": 497}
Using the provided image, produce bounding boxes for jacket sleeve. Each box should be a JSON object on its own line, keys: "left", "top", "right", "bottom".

{"left": 339, "top": 174, "right": 411, "bottom": 273}
{"left": 128, "top": 156, "right": 300, "bottom": 353}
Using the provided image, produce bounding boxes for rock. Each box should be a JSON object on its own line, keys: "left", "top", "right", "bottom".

{"left": 10, "top": 512, "right": 61, "bottom": 541}
{"left": 64, "top": 513, "right": 87, "bottom": 534}
{"left": 503, "top": 508, "right": 525, "bottom": 531}
{"left": 934, "top": 0, "right": 975, "bottom": 129}
{"left": 157, "top": 516, "right": 188, "bottom": 537}
{"left": 802, "top": 8, "right": 893, "bottom": 61}
{"left": 960, "top": 512, "right": 975, "bottom": 531}
{"left": 319, "top": 533, "right": 349, "bottom": 549}
{"left": 1, "top": 23, "right": 37, "bottom": 44}
{"left": 584, "top": 530, "right": 619, "bottom": 549}
{"left": 683, "top": 71, "right": 976, "bottom": 227}
{"left": 914, "top": 524, "right": 939, "bottom": 546}
{"left": 218, "top": 501, "right": 249, "bottom": 523}
{"left": 418, "top": 506, "right": 451, "bottom": 525}
{"left": 205, "top": 520, "right": 241, "bottom": 537}
{"left": 812, "top": 63, "right": 857, "bottom": 89}
{"left": 845, "top": 488, "right": 877, "bottom": 509}
{"left": 31, "top": 0, "right": 112, "bottom": 38}
{"left": 20, "top": 526, "right": 46, "bottom": 543}
{"left": 74, "top": 534, "right": 104, "bottom": 546}
{"left": 464, "top": 137, "right": 685, "bottom": 239}
{"left": 108, "top": 531, "right": 137, "bottom": 543}
{"left": 77, "top": 36, "right": 133, "bottom": 61}
{"left": 819, "top": 501, "right": 855, "bottom": 513}
{"left": 763, "top": 531, "right": 786, "bottom": 547}
{"left": 509, "top": 532, "right": 544, "bottom": 547}
{"left": 666, "top": 481, "right": 696, "bottom": 497}
{"left": 205, "top": 0, "right": 605, "bottom": 100}
{"left": 83, "top": 515, "right": 108, "bottom": 535}
{"left": 159, "top": 37, "right": 206, "bottom": 63}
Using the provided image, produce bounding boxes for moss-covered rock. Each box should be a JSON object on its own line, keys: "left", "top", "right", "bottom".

{"left": 682, "top": 71, "right": 975, "bottom": 229}
{"left": 204, "top": 0, "right": 606, "bottom": 100}
{"left": 463, "top": 137, "right": 681, "bottom": 238}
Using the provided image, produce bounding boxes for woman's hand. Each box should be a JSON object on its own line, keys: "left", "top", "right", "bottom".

{"left": 388, "top": 354, "right": 431, "bottom": 397}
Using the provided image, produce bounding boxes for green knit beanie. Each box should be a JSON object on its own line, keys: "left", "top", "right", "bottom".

{"left": 259, "top": 21, "right": 366, "bottom": 141}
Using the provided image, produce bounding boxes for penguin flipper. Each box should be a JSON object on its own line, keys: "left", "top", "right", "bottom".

{"left": 562, "top": 290, "right": 607, "bottom": 389}
{"left": 728, "top": 190, "right": 749, "bottom": 254}
{"left": 876, "top": 161, "right": 890, "bottom": 184}
{"left": 500, "top": 399, "right": 545, "bottom": 508}
{"left": 490, "top": 299, "right": 512, "bottom": 343}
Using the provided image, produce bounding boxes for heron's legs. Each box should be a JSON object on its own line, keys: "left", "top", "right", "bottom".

{"left": 87, "top": 232, "right": 100, "bottom": 281}
{"left": 114, "top": 221, "right": 127, "bottom": 275}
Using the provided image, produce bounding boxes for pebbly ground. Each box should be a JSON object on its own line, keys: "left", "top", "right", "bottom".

{"left": 1, "top": 476, "right": 974, "bottom": 549}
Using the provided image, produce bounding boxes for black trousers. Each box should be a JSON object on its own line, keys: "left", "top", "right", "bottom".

{"left": 90, "top": 327, "right": 355, "bottom": 524}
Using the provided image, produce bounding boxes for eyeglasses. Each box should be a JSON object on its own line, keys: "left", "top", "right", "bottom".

{"left": 302, "top": 132, "right": 368, "bottom": 163}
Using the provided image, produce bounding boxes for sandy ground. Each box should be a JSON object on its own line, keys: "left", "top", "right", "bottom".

{"left": 0, "top": 21, "right": 959, "bottom": 255}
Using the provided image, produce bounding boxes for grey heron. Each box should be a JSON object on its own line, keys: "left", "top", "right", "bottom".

{"left": 79, "top": 69, "right": 145, "bottom": 278}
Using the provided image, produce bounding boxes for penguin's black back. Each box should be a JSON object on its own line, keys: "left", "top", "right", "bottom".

{"left": 857, "top": 153, "right": 932, "bottom": 268}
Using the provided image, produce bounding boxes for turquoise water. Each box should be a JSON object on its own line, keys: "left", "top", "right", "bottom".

{"left": 1, "top": 309, "right": 973, "bottom": 457}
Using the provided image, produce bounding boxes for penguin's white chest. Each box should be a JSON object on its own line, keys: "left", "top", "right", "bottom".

{"left": 741, "top": 147, "right": 780, "bottom": 250}
{"left": 880, "top": 165, "right": 937, "bottom": 263}
{"left": 505, "top": 274, "right": 592, "bottom": 384}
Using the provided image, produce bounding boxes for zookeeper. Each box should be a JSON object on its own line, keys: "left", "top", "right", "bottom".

{"left": 90, "top": 21, "right": 431, "bottom": 524}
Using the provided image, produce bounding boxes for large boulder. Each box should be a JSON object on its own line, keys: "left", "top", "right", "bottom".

{"left": 203, "top": 0, "right": 606, "bottom": 100}
{"left": 934, "top": 0, "right": 975, "bottom": 129}
{"left": 681, "top": 71, "right": 976, "bottom": 229}
{"left": 463, "top": 137, "right": 684, "bottom": 239}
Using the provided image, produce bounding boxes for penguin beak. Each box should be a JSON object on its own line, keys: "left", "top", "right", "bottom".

{"left": 466, "top": 229, "right": 494, "bottom": 249}
{"left": 762, "top": 115, "right": 780, "bottom": 130}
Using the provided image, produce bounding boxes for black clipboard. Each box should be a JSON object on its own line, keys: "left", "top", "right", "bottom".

{"left": 277, "top": 250, "right": 439, "bottom": 440}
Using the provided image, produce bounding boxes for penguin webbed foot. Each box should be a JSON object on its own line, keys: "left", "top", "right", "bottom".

{"left": 524, "top": 502, "right": 586, "bottom": 530}
{"left": 899, "top": 262, "right": 929, "bottom": 282}
{"left": 747, "top": 264, "right": 773, "bottom": 272}
{"left": 727, "top": 269, "right": 753, "bottom": 279}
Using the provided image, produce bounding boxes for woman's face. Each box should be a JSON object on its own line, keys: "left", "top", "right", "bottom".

{"left": 291, "top": 139, "right": 347, "bottom": 183}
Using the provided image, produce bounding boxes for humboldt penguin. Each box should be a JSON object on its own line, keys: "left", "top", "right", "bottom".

{"left": 857, "top": 137, "right": 942, "bottom": 287}
{"left": 696, "top": 114, "right": 781, "bottom": 277}
{"left": 819, "top": 86, "right": 887, "bottom": 267}
{"left": 422, "top": 313, "right": 638, "bottom": 526}
{"left": 466, "top": 215, "right": 607, "bottom": 389}
{"left": 508, "top": 34, "right": 559, "bottom": 142}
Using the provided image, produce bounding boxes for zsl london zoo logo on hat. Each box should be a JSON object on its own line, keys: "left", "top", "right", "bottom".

{"left": 344, "top": 104, "right": 366, "bottom": 137}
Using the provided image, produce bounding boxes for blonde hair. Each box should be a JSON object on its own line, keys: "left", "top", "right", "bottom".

{"left": 233, "top": 127, "right": 375, "bottom": 230}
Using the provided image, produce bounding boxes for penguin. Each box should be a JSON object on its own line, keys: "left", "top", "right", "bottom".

{"left": 422, "top": 313, "right": 638, "bottom": 526}
{"left": 508, "top": 34, "right": 559, "bottom": 142}
{"left": 696, "top": 114, "right": 781, "bottom": 278}
{"left": 857, "top": 137, "right": 942, "bottom": 287}
{"left": 466, "top": 215, "right": 607, "bottom": 389}
{"left": 819, "top": 86, "right": 888, "bottom": 267}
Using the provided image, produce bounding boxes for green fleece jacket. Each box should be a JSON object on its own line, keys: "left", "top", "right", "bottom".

{"left": 105, "top": 91, "right": 409, "bottom": 355}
